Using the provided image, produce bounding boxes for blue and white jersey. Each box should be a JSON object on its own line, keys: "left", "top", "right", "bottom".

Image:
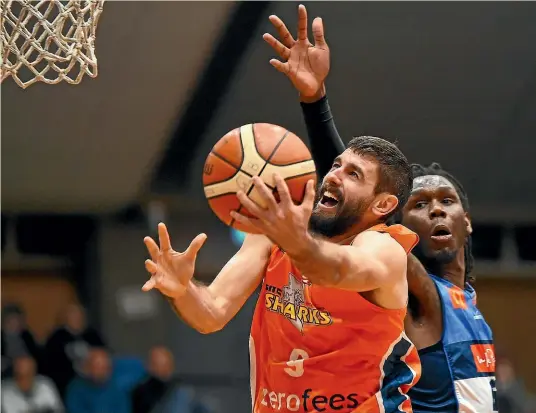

{"left": 409, "top": 274, "right": 497, "bottom": 413}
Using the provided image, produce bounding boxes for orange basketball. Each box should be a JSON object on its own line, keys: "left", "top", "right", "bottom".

{"left": 203, "top": 123, "right": 317, "bottom": 234}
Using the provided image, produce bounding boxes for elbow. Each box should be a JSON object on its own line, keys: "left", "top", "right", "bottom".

{"left": 196, "top": 315, "right": 226, "bottom": 335}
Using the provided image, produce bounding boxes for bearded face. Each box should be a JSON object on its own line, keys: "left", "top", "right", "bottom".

{"left": 309, "top": 180, "right": 375, "bottom": 238}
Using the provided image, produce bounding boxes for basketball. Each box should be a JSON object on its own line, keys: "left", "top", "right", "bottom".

{"left": 203, "top": 123, "right": 317, "bottom": 234}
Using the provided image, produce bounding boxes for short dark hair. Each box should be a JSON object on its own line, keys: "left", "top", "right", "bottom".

{"left": 346, "top": 136, "right": 412, "bottom": 220}
{"left": 409, "top": 162, "right": 474, "bottom": 285}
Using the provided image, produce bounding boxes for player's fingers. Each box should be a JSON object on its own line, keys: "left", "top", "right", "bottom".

{"left": 302, "top": 179, "right": 316, "bottom": 212}
{"left": 185, "top": 233, "right": 208, "bottom": 259}
{"left": 158, "top": 222, "right": 172, "bottom": 252}
{"left": 144, "top": 237, "right": 160, "bottom": 262}
{"left": 236, "top": 190, "right": 266, "bottom": 219}
{"left": 252, "top": 176, "right": 278, "bottom": 211}
{"left": 297, "top": 4, "right": 308, "bottom": 42}
{"left": 273, "top": 174, "right": 292, "bottom": 208}
{"left": 145, "top": 259, "right": 158, "bottom": 274}
{"left": 268, "top": 15, "right": 295, "bottom": 48}
{"left": 229, "top": 211, "right": 264, "bottom": 233}
{"left": 263, "top": 33, "right": 291, "bottom": 60}
{"left": 269, "top": 59, "right": 290, "bottom": 74}
{"left": 312, "top": 17, "right": 326, "bottom": 47}
{"left": 142, "top": 277, "right": 156, "bottom": 292}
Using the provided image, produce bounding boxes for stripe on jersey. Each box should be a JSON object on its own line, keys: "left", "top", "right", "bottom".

{"left": 376, "top": 332, "right": 419, "bottom": 413}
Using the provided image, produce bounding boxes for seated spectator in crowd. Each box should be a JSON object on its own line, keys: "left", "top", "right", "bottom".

{"left": 1, "top": 304, "right": 43, "bottom": 378}
{"left": 44, "top": 304, "right": 105, "bottom": 397}
{"left": 131, "top": 346, "right": 176, "bottom": 413}
{"left": 1, "top": 355, "right": 64, "bottom": 413}
{"left": 132, "top": 346, "right": 210, "bottom": 413}
{"left": 497, "top": 355, "right": 536, "bottom": 413}
{"left": 65, "top": 348, "right": 129, "bottom": 413}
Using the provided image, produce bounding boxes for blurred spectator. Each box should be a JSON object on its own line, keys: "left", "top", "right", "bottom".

{"left": 1, "top": 355, "right": 64, "bottom": 413}
{"left": 1, "top": 304, "right": 43, "bottom": 378}
{"left": 496, "top": 356, "right": 536, "bottom": 413}
{"left": 131, "top": 346, "right": 176, "bottom": 413}
{"left": 132, "top": 346, "right": 211, "bottom": 413}
{"left": 44, "top": 304, "right": 105, "bottom": 397}
{"left": 65, "top": 348, "right": 129, "bottom": 413}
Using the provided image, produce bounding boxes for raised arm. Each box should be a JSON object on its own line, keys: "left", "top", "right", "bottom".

{"left": 263, "top": 5, "right": 345, "bottom": 178}
{"left": 293, "top": 231, "right": 408, "bottom": 292}
{"left": 143, "top": 224, "right": 272, "bottom": 334}
{"left": 300, "top": 94, "right": 345, "bottom": 177}
{"left": 231, "top": 175, "right": 412, "bottom": 308}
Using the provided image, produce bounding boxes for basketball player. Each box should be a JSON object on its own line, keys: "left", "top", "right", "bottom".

{"left": 142, "top": 137, "right": 423, "bottom": 412}
{"left": 262, "top": 5, "right": 496, "bottom": 412}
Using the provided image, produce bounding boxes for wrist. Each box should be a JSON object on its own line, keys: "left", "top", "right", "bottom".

{"left": 299, "top": 84, "right": 326, "bottom": 103}
{"left": 289, "top": 231, "right": 319, "bottom": 263}
{"left": 169, "top": 282, "right": 190, "bottom": 300}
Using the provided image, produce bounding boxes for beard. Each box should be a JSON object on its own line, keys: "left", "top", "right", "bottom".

{"left": 308, "top": 183, "right": 373, "bottom": 238}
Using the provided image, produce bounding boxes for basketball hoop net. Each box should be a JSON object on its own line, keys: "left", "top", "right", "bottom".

{"left": 1, "top": 0, "right": 105, "bottom": 89}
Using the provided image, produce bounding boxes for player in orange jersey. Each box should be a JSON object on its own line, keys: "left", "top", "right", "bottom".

{"left": 265, "top": 5, "right": 497, "bottom": 412}
{"left": 142, "top": 133, "right": 421, "bottom": 413}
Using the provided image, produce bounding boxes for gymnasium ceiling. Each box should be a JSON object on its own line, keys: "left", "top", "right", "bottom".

{"left": 2, "top": 2, "right": 536, "bottom": 223}
{"left": 2, "top": 1, "right": 233, "bottom": 213}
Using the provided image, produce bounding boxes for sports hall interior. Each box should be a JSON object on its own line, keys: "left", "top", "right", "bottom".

{"left": 2, "top": 2, "right": 536, "bottom": 413}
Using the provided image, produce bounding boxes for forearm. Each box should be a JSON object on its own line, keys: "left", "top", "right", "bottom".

{"left": 291, "top": 238, "right": 350, "bottom": 288}
{"left": 289, "top": 232, "right": 400, "bottom": 292}
{"left": 300, "top": 88, "right": 346, "bottom": 178}
{"left": 166, "top": 280, "right": 224, "bottom": 334}
{"left": 164, "top": 234, "right": 269, "bottom": 333}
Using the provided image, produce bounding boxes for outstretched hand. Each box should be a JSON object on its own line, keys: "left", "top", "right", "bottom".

{"left": 263, "top": 4, "right": 330, "bottom": 98}
{"left": 230, "top": 174, "right": 316, "bottom": 257}
{"left": 142, "top": 223, "right": 207, "bottom": 299}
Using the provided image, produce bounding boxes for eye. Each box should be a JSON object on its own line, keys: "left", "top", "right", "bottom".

{"left": 350, "top": 171, "right": 359, "bottom": 179}
{"left": 330, "top": 162, "right": 341, "bottom": 171}
{"left": 442, "top": 198, "right": 454, "bottom": 205}
{"left": 414, "top": 201, "right": 427, "bottom": 209}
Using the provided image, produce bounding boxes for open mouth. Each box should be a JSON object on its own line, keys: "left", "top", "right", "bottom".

{"left": 430, "top": 225, "right": 452, "bottom": 242}
{"left": 319, "top": 190, "right": 340, "bottom": 209}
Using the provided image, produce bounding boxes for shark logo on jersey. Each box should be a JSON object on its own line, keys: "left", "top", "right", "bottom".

{"left": 282, "top": 275, "right": 306, "bottom": 331}
{"left": 264, "top": 273, "right": 332, "bottom": 333}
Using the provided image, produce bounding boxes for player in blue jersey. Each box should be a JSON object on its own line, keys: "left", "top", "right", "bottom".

{"left": 263, "top": 5, "right": 497, "bottom": 412}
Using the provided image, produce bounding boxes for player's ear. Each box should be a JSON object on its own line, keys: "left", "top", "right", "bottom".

{"left": 464, "top": 212, "right": 473, "bottom": 235}
{"left": 371, "top": 193, "right": 399, "bottom": 219}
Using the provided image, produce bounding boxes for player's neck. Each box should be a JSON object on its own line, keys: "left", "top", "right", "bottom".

{"left": 328, "top": 221, "right": 378, "bottom": 245}
{"left": 438, "top": 248, "right": 466, "bottom": 289}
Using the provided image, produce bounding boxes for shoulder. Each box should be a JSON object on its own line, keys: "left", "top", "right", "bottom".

{"left": 34, "top": 375, "right": 58, "bottom": 391}
{"left": 65, "top": 377, "right": 85, "bottom": 393}
{"left": 353, "top": 230, "right": 406, "bottom": 257}
{"left": 352, "top": 230, "right": 407, "bottom": 273}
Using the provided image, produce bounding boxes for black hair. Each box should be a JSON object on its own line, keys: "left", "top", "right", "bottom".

{"left": 405, "top": 162, "right": 475, "bottom": 285}
{"left": 346, "top": 136, "right": 412, "bottom": 221}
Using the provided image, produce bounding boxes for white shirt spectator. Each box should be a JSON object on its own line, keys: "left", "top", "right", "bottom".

{"left": 1, "top": 375, "right": 64, "bottom": 413}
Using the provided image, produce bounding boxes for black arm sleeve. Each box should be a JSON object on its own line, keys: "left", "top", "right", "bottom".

{"left": 300, "top": 95, "right": 346, "bottom": 178}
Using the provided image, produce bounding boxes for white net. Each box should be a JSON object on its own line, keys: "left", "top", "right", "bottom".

{"left": 1, "top": 0, "right": 105, "bottom": 89}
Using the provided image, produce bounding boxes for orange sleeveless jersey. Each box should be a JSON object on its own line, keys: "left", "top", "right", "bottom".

{"left": 249, "top": 224, "right": 422, "bottom": 413}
